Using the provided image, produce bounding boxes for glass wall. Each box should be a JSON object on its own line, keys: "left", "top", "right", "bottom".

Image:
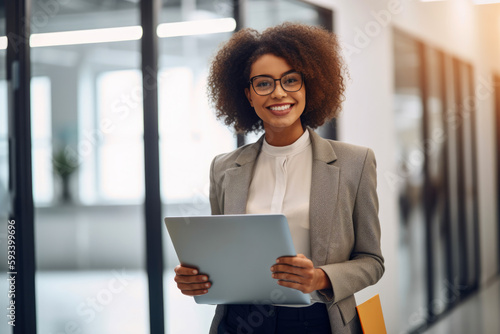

{"left": 457, "top": 62, "right": 479, "bottom": 291}
{"left": 0, "top": 8, "right": 12, "bottom": 334}
{"left": 393, "top": 30, "right": 427, "bottom": 332}
{"left": 424, "top": 46, "right": 449, "bottom": 318}
{"left": 159, "top": 1, "right": 236, "bottom": 333}
{"left": 443, "top": 55, "right": 462, "bottom": 298}
{"left": 394, "top": 30, "right": 481, "bottom": 333}
{"left": 30, "top": 1, "right": 148, "bottom": 333}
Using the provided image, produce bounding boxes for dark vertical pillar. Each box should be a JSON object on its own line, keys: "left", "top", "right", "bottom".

{"left": 419, "top": 41, "right": 435, "bottom": 321}
{"left": 141, "top": 0, "right": 165, "bottom": 333}
{"left": 440, "top": 53, "right": 454, "bottom": 308}
{"left": 234, "top": 0, "right": 246, "bottom": 148}
{"left": 325, "top": 8, "right": 336, "bottom": 141}
{"left": 452, "top": 58, "right": 468, "bottom": 292}
{"left": 317, "top": 7, "right": 337, "bottom": 141}
{"left": 233, "top": 0, "right": 244, "bottom": 31}
{"left": 6, "top": 0, "right": 37, "bottom": 333}
{"left": 466, "top": 64, "right": 480, "bottom": 290}
{"left": 319, "top": 6, "right": 334, "bottom": 31}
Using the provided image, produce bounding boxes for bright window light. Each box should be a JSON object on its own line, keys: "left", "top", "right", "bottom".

{"left": 2, "top": 18, "right": 236, "bottom": 49}
{"left": 0, "top": 36, "right": 7, "bottom": 50}
{"left": 157, "top": 18, "right": 236, "bottom": 38}
{"left": 31, "top": 76, "right": 54, "bottom": 204}
{"left": 30, "top": 26, "right": 143, "bottom": 47}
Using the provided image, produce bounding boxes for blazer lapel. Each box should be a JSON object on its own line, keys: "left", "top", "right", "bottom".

{"left": 223, "top": 136, "right": 264, "bottom": 214}
{"left": 308, "top": 129, "right": 340, "bottom": 267}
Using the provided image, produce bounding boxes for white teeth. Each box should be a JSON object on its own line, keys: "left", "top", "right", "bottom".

{"left": 269, "top": 104, "right": 291, "bottom": 111}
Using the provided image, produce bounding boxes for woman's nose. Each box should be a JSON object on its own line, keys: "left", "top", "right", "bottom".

{"left": 271, "top": 83, "right": 287, "bottom": 98}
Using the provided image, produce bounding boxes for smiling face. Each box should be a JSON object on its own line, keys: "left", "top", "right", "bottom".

{"left": 245, "top": 54, "right": 306, "bottom": 146}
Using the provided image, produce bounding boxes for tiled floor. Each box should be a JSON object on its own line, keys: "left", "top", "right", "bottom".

{"left": 423, "top": 275, "right": 500, "bottom": 334}
{"left": 10, "top": 270, "right": 498, "bottom": 333}
{"left": 28, "top": 270, "right": 215, "bottom": 334}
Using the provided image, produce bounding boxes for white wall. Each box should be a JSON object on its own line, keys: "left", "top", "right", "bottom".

{"left": 473, "top": 4, "right": 500, "bottom": 286}
{"left": 306, "top": 0, "right": 499, "bottom": 332}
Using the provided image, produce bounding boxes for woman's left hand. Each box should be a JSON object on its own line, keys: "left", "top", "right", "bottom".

{"left": 270, "top": 254, "right": 331, "bottom": 294}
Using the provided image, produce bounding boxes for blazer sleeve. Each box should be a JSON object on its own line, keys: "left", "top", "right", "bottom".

{"left": 317, "top": 148, "right": 385, "bottom": 303}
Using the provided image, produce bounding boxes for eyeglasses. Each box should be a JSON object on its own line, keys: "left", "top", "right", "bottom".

{"left": 248, "top": 71, "right": 304, "bottom": 96}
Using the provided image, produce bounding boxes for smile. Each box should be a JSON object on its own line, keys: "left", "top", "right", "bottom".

{"left": 268, "top": 104, "right": 293, "bottom": 112}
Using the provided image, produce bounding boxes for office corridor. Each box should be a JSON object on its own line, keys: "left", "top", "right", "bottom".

{"left": 423, "top": 276, "right": 500, "bottom": 334}
{"left": 2, "top": 1, "right": 500, "bottom": 333}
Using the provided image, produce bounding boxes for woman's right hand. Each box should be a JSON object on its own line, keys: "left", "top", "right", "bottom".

{"left": 174, "top": 265, "right": 211, "bottom": 296}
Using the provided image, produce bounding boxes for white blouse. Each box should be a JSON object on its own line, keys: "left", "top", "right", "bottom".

{"left": 246, "top": 130, "right": 312, "bottom": 258}
{"left": 246, "top": 130, "right": 320, "bottom": 305}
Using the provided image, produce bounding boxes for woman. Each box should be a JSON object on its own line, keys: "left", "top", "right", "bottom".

{"left": 174, "top": 23, "right": 384, "bottom": 334}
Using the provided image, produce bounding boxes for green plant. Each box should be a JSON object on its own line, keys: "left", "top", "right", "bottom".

{"left": 52, "top": 148, "right": 79, "bottom": 202}
{"left": 52, "top": 148, "right": 78, "bottom": 178}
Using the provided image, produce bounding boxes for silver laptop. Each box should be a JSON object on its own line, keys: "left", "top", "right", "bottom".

{"left": 164, "top": 214, "right": 311, "bottom": 305}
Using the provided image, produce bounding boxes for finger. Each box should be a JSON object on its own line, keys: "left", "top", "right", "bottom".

{"left": 177, "top": 282, "right": 212, "bottom": 292}
{"left": 174, "top": 265, "right": 199, "bottom": 275}
{"left": 278, "top": 253, "right": 307, "bottom": 260}
{"left": 277, "top": 254, "right": 312, "bottom": 264}
{"left": 174, "top": 274, "right": 209, "bottom": 284}
{"left": 276, "top": 280, "right": 307, "bottom": 293}
{"left": 271, "top": 264, "right": 312, "bottom": 277}
{"left": 276, "top": 255, "right": 295, "bottom": 263}
{"left": 181, "top": 288, "right": 209, "bottom": 296}
{"left": 274, "top": 257, "right": 313, "bottom": 269}
{"left": 272, "top": 263, "right": 306, "bottom": 272}
{"left": 272, "top": 272, "right": 303, "bottom": 283}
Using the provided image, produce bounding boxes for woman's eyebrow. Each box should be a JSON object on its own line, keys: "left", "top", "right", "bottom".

{"left": 281, "top": 69, "right": 297, "bottom": 76}
{"left": 254, "top": 69, "right": 297, "bottom": 78}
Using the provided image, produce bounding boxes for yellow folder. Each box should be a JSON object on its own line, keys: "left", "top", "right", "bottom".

{"left": 356, "top": 294, "right": 387, "bottom": 334}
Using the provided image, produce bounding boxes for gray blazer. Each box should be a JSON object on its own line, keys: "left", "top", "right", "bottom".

{"left": 208, "top": 128, "right": 384, "bottom": 334}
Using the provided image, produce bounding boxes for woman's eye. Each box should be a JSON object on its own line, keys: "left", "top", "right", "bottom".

{"left": 256, "top": 81, "right": 272, "bottom": 88}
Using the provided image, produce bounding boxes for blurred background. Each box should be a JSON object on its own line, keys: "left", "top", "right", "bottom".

{"left": 1, "top": 0, "right": 499, "bottom": 333}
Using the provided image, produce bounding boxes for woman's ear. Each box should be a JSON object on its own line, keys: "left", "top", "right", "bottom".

{"left": 244, "top": 88, "right": 253, "bottom": 107}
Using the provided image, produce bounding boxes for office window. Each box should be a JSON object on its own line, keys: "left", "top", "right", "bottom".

{"left": 159, "top": 2, "right": 236, "bottom": 332}
{"left": 158, "top": 66, "right": 234, "bottom": 205}
{"left": 451, "top": 59, "right": 480, "bottom": 292}
{"left": 393, "top": 30, "right": 427, "bottom": 332}
{"left": 30, "top": 1, "right": 149, "bottom": 333}
{"left": 443, "top": 54, "right": 462, "bottom": 296}
{"left": 394, "top": 29, "right": 481, "bottom": 332}
{"left": 31, "top": 76, "right": 54, "bottom": 204}
{"left": 424, "top": 46, "right": 449, "bottom": 317}
{"left": 94, "top": 69, "right": 144, "bottom": 203}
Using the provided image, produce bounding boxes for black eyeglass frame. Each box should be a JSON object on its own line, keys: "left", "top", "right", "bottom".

{"left": 248, "top": 71, "right": 304, "bottom": 96}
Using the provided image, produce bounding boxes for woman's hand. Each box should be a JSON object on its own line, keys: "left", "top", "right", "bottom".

{"left": 174, "top": 265, "right": 211, "bottom": 296}
{"left": 270, "top": 254, "right": 331, "bottom": 294}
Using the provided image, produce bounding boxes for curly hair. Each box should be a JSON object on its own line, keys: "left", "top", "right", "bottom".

{"left": 207, "top": 22, "right": 347, "bottom": 133}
